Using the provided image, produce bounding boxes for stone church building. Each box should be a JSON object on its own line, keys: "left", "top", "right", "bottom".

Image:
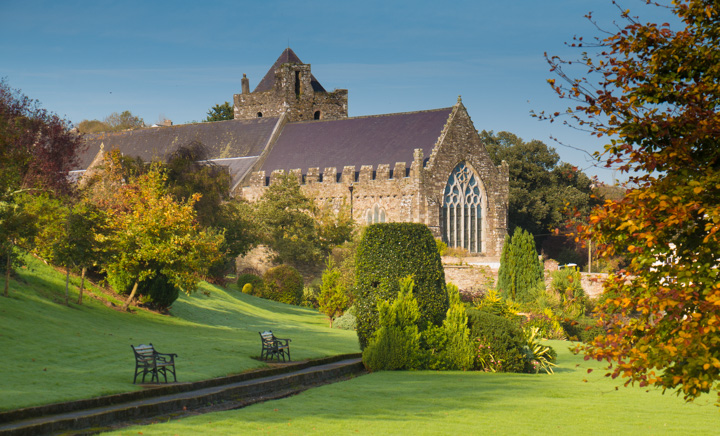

{"left": 78, "top": 48, "right": 509, "bottom": 256}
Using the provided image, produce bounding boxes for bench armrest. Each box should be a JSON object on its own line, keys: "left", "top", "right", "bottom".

{"left": 155, "top": 352, "right": 177, "bottom": 362}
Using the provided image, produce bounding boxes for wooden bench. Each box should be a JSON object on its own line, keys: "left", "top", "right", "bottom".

{"left": 131, "top": 343, "right": 177, "bottom": 384}
{"left": 259, "top": 331, "right": 291, "bottom": 362}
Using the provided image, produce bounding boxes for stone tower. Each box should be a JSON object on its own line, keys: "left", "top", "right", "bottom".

{"left": 233, "top": 48, "right": 348, "bottom": 122}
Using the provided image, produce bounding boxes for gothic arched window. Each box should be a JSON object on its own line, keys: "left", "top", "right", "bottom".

{"left": 441, "top": 162, "right": 482, "bottom": 253}
{"left": 366, "top": 204, "right": 386, "bottom": 224}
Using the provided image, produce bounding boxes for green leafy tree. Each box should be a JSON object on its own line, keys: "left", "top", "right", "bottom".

{"left": 318, "top": 259, "right": 349, "bottom": 327}
{"left": 254, "top": 174, "right": 323, "bottom": 266}
{"left": 482, "top": 130, "right": 597, "bottom": 248}
{"left": 0, "top": 199, "right": 35, "bottom": 297}
{"left": 55, "top": 201, "right": 102, "bottom": 305}
{"left": 104, "top": 110, "right": 144, "bottom": 131}
{"left": 96, "top": 154, "right": 224, "bottom": 310}
{"left": 205, "top": 101, "right": 234, "bottom": 122}
{"left": 0, "top": 79, "right": 82, "bottom": 296}
{"left": 164, "top": 141, "right": 257, "bottom": 279}
{"left": 542, "top": 0, "right": 720, "bottom": 401}
{"left": 497, "top": 227, "right": 544, "bottom": 304}
{"left": 77, "top": 119, "right": 110, "bottom": 133}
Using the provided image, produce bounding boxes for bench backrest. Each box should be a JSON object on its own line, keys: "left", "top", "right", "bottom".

{"left": 132, "top": 344, "right": 156, "bottom": 363}
{"left": 260, "top": 331, "right": 275, "bottom": 344}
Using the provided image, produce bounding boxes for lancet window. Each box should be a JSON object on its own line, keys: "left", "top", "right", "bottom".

{"left": 441, "top": 162, "right": 482, "bottom": 253}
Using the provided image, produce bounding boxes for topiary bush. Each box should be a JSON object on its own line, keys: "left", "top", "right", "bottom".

{"left": 262, "top": 264, "right": 304, "bottom": 305}
{"left": 237, "top": 273, "right": 263, "bottom": 296}
{"left": 355, "top": 223, "right": 448, "bottom": 349}
{"left": 467, "top": 309, "right": 527, "bottom": 373}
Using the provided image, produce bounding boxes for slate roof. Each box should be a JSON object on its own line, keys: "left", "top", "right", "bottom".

{"left": 254, "top": 48, "right": 327, "bottom": 93}
{"left": 78, "top": 117, "right": 279, "bottom": 169}
{"left": 207, "top": 157, "right": 260, "bottom": 189}
{"left": 260, "top": 107, "right": 453, "bottom": 175}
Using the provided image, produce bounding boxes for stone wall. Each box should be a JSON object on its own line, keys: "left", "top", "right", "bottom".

{"left": 241, "top": 157, "right": 423, "bottom": 225}
{"left": 234, "top": 63, "right": 348, "bottom": 122}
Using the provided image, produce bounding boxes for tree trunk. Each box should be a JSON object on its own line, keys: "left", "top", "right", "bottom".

{"left": 4, "top": 246, "right": 10, "bottom": 297}
{"left": 65, "top": 268, "right": 70, "bottom": 306}
{"left": 77, "top": 267, "right": 86, "bottom": 305}
{"left": 122, "top": 281, "right": 139, "bottom": 311}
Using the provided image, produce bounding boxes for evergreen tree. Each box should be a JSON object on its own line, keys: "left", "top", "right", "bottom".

{"left": 497, "top": 227, "right": 543, "bottom": 304}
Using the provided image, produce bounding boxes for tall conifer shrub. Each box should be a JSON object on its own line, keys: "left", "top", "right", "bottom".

{"left": 497, "top": 227, "right": 544, "bottom": 304}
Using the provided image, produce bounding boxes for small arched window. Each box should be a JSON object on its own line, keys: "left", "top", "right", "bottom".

{"left": 314, "top": 111, "right": 321, "bottom": 120}
{"left": 257, "top": 112, "right": 263, "bottom": 118}
{"left": 365, "top": 205, "right": 386, "bottom": 224}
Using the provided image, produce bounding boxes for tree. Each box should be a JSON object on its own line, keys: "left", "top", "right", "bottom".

{"left": 205, "top": 101, "right": 234, "bottom": 122}
{"left": 77, "top": 119, "right": 110, "bottom": 134}
{"left": 497, "top": 227, "right": 544, "bottom": 304}
{"left": 482, "top": 130, "right": 597, "bottom": 247}
{"left": 104, "top": 110, "right": 144, "bottom": 131}
{"left": 0, "top": 79, "right": 83, "bottom": 295}
{"left": 0, "top": 79, "right": 82, "bottom": 197}
{"left": 318, "top": 258, "right": 349, "bottom": 327}
{"left": 542, "top": 0, "right": 720, "bottom": 402}
{"left": 164, "top": 141, "right": 257, "bottom": 280}
{"left": 253, "top": 174, "right": 324, "bottom": 266}
{"left": 77, "top": 111, "right": 144, "bottom": 133}
{"left": 0, "top": 199, "right": 34, "bottom": 297}
{"left": 54, "top": 201, "right": 102, "bottom": 305}
{"left": 96, "top": 154, "right": 224, "bottom": 310}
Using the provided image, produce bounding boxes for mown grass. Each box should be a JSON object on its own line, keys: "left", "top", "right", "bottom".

{"left": 0, "top": 255, "right": 359, "bottom": 411}
{"left": 106, "top": 342, "right": 719, "bottom": 435}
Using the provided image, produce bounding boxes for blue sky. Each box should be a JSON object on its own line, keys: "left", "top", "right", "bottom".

{"left": 1, "top": 0, "right": 677, "bottom": 184}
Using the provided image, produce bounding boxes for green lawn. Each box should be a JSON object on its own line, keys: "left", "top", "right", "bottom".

{"left": 106, "top": 341, "right": 719, "bottom": 435}
{"left": 0, "top": 256, "right": 359, "bottom": 410}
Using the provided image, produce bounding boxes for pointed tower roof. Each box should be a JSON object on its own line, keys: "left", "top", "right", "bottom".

{"left": 253, "top": 48, "right": 327, "bottom": 93}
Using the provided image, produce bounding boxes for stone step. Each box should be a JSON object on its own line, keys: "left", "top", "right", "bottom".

{"left": 0, "top": 354, "right": 364, "bottom": 436}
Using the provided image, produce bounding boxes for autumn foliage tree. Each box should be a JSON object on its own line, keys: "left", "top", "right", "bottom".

{"left": 542, "top": 0, "right": 720, "bottom": 402}
{"left": 95, "top": 153, "right": 224, "bottom": 310}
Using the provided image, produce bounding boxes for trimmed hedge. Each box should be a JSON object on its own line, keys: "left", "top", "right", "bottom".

{"left": 467, "top": 309, "right": 526, "bottom": 373}
{"left": 355, "top": 223, "right": 448, "bottom": 349}
{"left": 262, "top": 265, "right": 304, "bottom": 305}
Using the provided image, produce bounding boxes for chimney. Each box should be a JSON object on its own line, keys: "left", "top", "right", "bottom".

{"left": 241, "top": 73, "right": 250, "bottom": 94}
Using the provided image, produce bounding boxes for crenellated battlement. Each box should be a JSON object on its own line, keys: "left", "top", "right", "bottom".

{"left": 248, "top": 149, "right": 425, "bottom": 188}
